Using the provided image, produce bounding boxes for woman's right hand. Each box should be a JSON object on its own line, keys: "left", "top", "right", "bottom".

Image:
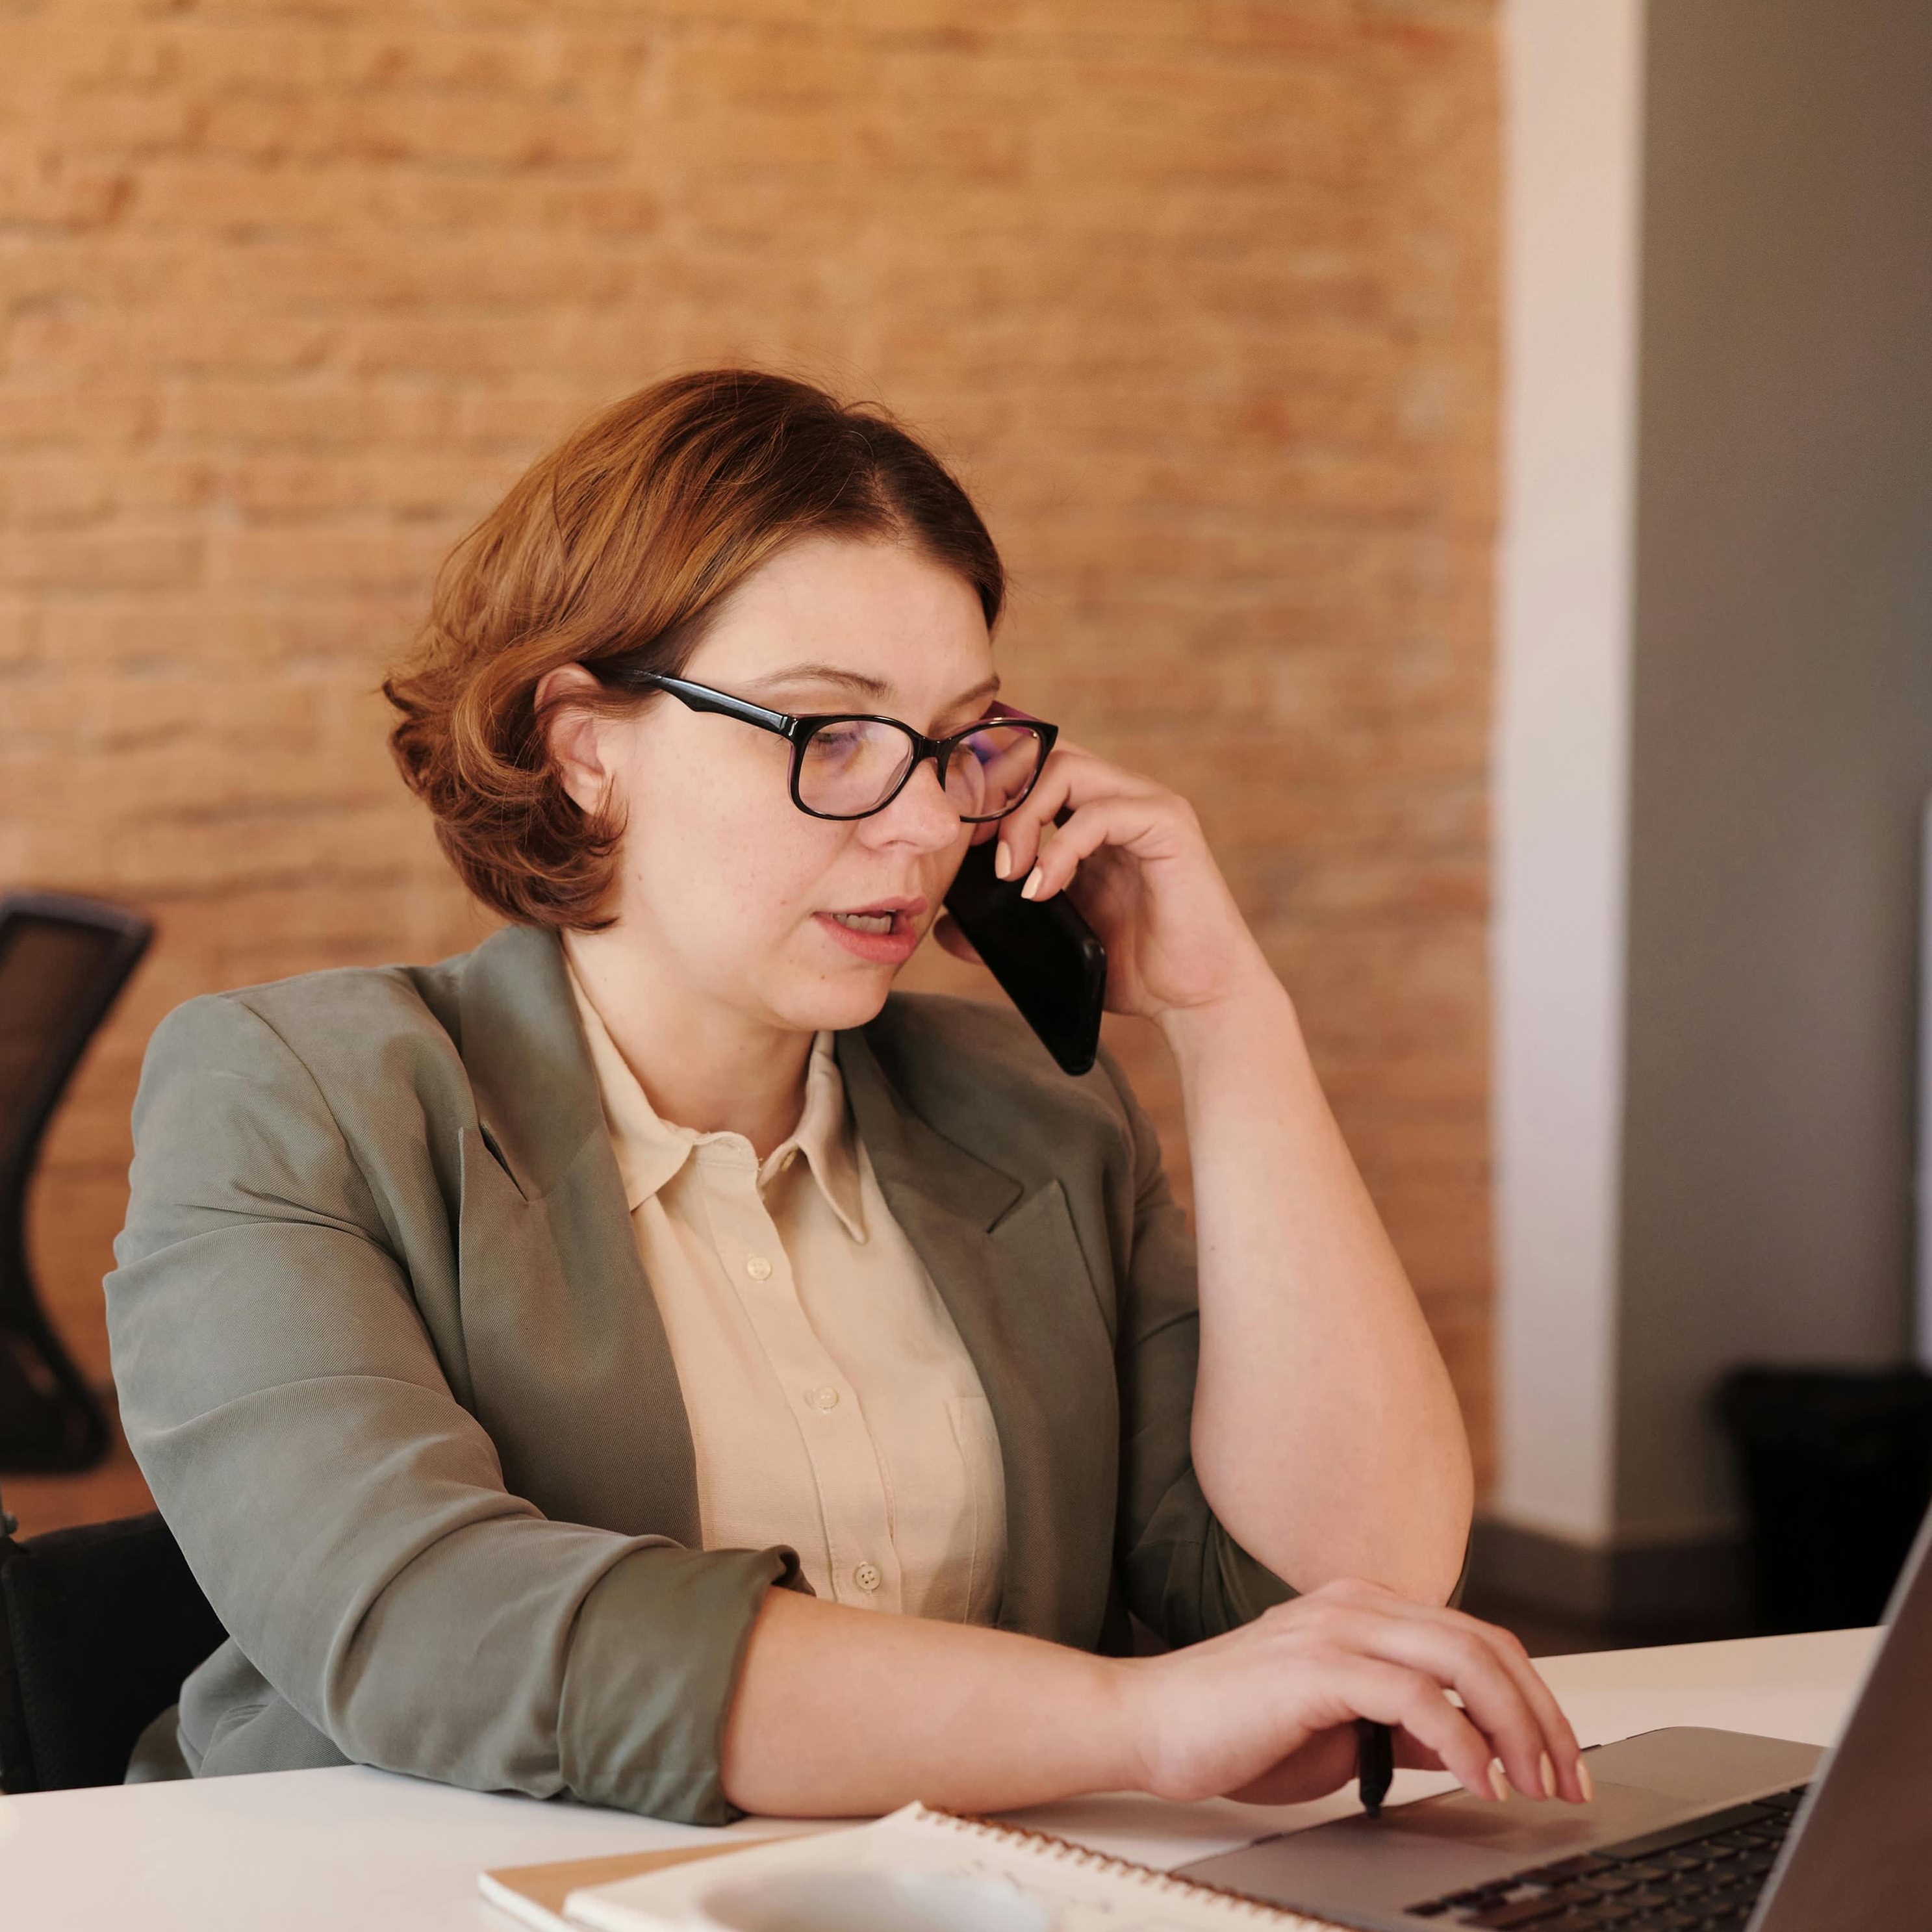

{"left": 1117, "top": 1577, "right": 1592, "bottom": 1808}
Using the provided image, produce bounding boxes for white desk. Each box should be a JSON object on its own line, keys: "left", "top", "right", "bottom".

{"left": 3, "top": 1629, "right": 1877, "bottom": 1932}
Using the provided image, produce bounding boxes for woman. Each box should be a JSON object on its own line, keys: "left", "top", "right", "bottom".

{"left": 108, "top": 370, "right": 1587, "bottom": 1824}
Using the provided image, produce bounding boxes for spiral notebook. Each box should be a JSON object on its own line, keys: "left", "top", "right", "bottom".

{"left": 545, "top": 1801, "right": 1352, "bottom": 1931}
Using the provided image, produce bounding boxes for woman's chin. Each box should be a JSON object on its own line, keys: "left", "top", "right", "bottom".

{"left": 772, "top": 965, "right": 899, "bottom": 1037}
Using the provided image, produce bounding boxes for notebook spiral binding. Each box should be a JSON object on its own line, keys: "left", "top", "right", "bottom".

{"left": 921, "top": 1805, "right": 1335, "bottom": 1927}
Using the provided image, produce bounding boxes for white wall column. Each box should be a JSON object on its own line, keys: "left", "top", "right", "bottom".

{"left": 1491, "top": 0, "right": 1646, "bottom": 1548}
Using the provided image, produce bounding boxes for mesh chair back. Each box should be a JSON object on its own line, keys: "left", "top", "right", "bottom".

{"left": 0, "top": 893, "right": 153, "bottom": 1471}
{"left": 0, "top": 1509, "right": 224, "bottom": 1791}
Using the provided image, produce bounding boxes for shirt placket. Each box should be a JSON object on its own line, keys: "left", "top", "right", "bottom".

{"left": 696, "top": 1144, "right": 904, "bottom": 1612}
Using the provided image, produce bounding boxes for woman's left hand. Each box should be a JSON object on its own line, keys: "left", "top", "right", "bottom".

{"left": 934, "top": 737, "right": 1271, "bottom": 1023}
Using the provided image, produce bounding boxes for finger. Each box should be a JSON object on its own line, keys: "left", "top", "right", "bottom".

{"left": 969, "top": 735, "right": 1045, "bottom": 814}
{"left": 929, "top": 911, "right": 983, "bottom": 967}
{"left": 1349, "top": 1597, "right": 1586, "bottom": 1801}
{"left": 992, "top": 746, "right": 1161, "bottom": 883}
{"left": 1316, "top": 1584, "right": 1584, "bottom": 1800}
{"left": 1349, "top": 1614, "right": 1545, "bottom": 1800}
{"left": 945, "top": 731, "right": 1042, "bottom": 824}
{"left": 1316, "top": 1657, "right": 1499, "bottom": 1801}
{"left": 992, "top": 756, "right": 1076, "bottom": 882}
{"left": 1444, "top": 1622, "right": 1584, "bottom": 1801}
{"left": 1355, "top": 1614, "right": 1566, "bottom": 1803}
{"left": 1019, "top": 796, "right": 1176, "bottom": 902}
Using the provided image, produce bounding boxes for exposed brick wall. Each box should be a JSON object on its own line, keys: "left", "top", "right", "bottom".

{"left": 1, "top": 0, "right": 1499, "bottom": 1499}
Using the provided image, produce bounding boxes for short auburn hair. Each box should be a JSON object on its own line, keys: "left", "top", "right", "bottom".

{"left": 383, "top": 370, "right": 1005, "bottom": 930}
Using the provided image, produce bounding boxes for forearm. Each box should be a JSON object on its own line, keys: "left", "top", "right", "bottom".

{"left": 724, "top": 1573, "right": 1590, "bottom": 1824}
{"left": 719, "top": 1588, "right": 1132, "bottom": 1816}
{"left": 1163, "top": 974, "right": 1472, "bottom": 1603}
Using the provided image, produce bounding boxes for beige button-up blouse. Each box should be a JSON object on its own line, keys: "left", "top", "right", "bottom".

{"left": 568, "top": 966, "right": 1007, "bottom": 1623}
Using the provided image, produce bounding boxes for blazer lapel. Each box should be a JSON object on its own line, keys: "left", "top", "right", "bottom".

{"left": 453, "top": 925, "right": 702, "bottom": 1546}
{"left": 837, "top": 1021, "right": 1120, "bottom": 1648}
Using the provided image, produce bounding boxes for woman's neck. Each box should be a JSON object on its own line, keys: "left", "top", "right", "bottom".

{"left": 562, "top": 930, "right": 815, "bottom": 1159}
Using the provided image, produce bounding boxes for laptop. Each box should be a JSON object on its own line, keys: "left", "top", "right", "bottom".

{"left": 1172, "top": 1502, "right": 1932, "bottom": 1932}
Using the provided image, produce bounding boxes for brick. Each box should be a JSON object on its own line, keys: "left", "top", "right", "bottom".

{"left": 157, "top": 380, "right": 459, "bottom": 446}
{"left": 128, "top": 159, "right": 356, "bottom": 232}
{"left": 0, "top": 156, "right": 137, "bottom": 233}
{"left": 36, "top": 594, "right": 283, "bottom": 670}
{"left": 205, "top": 522, "right": 449, "bottom": 591}
{"left": 214, "top": 451, "right": 505, "bottom": 517}
{"left": 36, "top": 87, "right": 200, "bottom": 155}
{"left": 0, "top": 529, "right": 202, "bottom": 592}
{"left": 235, "top": 235, "right": 642, "bottom": 309}
{"left": 0, "top": 383, "right": 163, "bottom": 448}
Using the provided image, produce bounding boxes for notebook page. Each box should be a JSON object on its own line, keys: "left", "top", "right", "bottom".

{"left": 565, "top": 1801, "right": 1348, "bottom": 1931}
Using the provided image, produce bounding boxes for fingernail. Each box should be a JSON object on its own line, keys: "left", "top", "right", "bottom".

{"left": 1540, "top": 1751, "right": 1556, "bottom": 1800}
{"left": 993, "top": 842, "right": 1011, "bottom": 880}
{"left": 1488, "top": 1759, "right": 1510, "bottom": 1803}
{"left": 1578, "top": 1758, "right": 1595, "bottom": 1803}
{"left": 1020, "top": 865, "right": 1043, "bottom": 900}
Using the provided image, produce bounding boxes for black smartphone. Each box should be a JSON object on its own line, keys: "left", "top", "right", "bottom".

{"left": 943, "top": 835, "right": 1107, "bottom": 1076}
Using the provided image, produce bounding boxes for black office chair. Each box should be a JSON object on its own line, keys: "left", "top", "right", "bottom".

{"left": 0, "top": 1499, "right": 225, "bottom": 1791}
{"left": 0, "top": 891, "right": 154, "bottom": 1472}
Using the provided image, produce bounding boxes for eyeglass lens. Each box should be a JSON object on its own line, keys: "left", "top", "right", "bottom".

{"left": 796, "top": 719, "right": 1045, "bottom": 820}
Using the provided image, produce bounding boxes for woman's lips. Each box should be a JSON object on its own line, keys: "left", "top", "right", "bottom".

{"left": 813, "top": 908, "right": 922, "bottom": 965}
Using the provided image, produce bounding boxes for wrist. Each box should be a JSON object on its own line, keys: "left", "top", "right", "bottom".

{"left": 1105, "top": 1646, "right": 1159, "bottom": 1792}
{"left": 1154, "top": 961, "right": 1297, "bottom": 1066}
{"left": 1087, "top": 1652, "right": 1157, "bottom": 1794}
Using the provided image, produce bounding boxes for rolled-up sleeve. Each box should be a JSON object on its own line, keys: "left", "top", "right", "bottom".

{"left": 1098, "top": 1047, "right": 1298, "bottom": 1649}
{"left": 105, "top": 994, "right": 798, "bottom": 1823}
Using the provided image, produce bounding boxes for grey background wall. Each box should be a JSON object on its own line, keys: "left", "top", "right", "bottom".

{"left": 1616, "top": 0, "right": 1932, "bottom": 1541}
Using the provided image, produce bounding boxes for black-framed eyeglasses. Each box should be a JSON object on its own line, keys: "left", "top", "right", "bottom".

{"left": 589, "top": 668, "right": 1058, "bottom": 823}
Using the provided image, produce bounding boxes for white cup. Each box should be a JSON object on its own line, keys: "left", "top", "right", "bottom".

{"left": 687, "top": 1864, "right": 1057, "bottom": 1932}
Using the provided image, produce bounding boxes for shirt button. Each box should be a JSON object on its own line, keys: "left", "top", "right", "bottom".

{"left": 808, "top": 1386, "right": 839, "bottom": 1411}
{"left": 854, "top": 1562, "right": 882, "bottom": 1593}
{"left": 744, "top": 1255, "right": 772, "bottom": 1280}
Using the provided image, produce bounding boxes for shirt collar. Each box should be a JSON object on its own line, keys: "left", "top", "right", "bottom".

{"left": 565, "top": 962, "right": 867, "bottom": 1243}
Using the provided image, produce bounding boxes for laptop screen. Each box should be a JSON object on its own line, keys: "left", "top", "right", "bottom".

{"left": 1756, "top": 1502, "right": 1932, "bottom": 1932}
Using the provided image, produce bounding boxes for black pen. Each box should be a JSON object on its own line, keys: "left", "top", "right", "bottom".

{"left": 1357, "top": 1718, "right": 1394, "bottom": 1817}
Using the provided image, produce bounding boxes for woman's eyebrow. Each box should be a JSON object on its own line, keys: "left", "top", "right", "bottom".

{"left": 744, "top": 664, "right": 1002, "bottom": 711}
{"left": 744, "top": 662, "right": 891, "bottom": 700}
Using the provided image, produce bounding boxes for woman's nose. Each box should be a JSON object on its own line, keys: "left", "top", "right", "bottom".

{"left": 872, "top": 754, "right": 961, "bottom": 850}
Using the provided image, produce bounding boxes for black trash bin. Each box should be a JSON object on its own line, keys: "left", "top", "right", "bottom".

{"left": 1716, "top": 1367, "right": 1932, "bottom": 1635}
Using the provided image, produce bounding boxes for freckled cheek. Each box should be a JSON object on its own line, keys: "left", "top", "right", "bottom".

{"left": 622, "top": 742, "right": 845, "bottom": 943}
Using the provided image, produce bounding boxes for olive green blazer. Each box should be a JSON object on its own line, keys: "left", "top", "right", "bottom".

{"left": 105, "top": 922, "right": 1291, "bottom": 1824}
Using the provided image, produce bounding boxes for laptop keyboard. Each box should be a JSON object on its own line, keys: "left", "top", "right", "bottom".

{"left": 1404, "top": 1784, "right": 1808, "bottom": 1929}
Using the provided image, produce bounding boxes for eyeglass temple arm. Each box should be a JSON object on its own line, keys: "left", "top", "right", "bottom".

{"left": 632, "top": 674, "right": 803, "bottom": 741}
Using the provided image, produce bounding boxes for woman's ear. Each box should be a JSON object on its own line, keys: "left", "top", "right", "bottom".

{"left": 535, "top": 663, "right": 611, "bottom": 817}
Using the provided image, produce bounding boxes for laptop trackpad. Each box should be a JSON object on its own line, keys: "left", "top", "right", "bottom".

{"left": 1175, "top": 1728, "right": 1824, "bottom": 1924}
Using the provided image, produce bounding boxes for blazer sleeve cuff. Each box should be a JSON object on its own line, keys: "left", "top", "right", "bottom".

{"left": 1120, "top": 1482, "right": 1298, "bottom": 1649}
{"left": 557, "top": 1541, "right": 807, "bottom": 1822}
{"left": 1207, "top": 1519, "right": 1299, "bottom": 1632}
